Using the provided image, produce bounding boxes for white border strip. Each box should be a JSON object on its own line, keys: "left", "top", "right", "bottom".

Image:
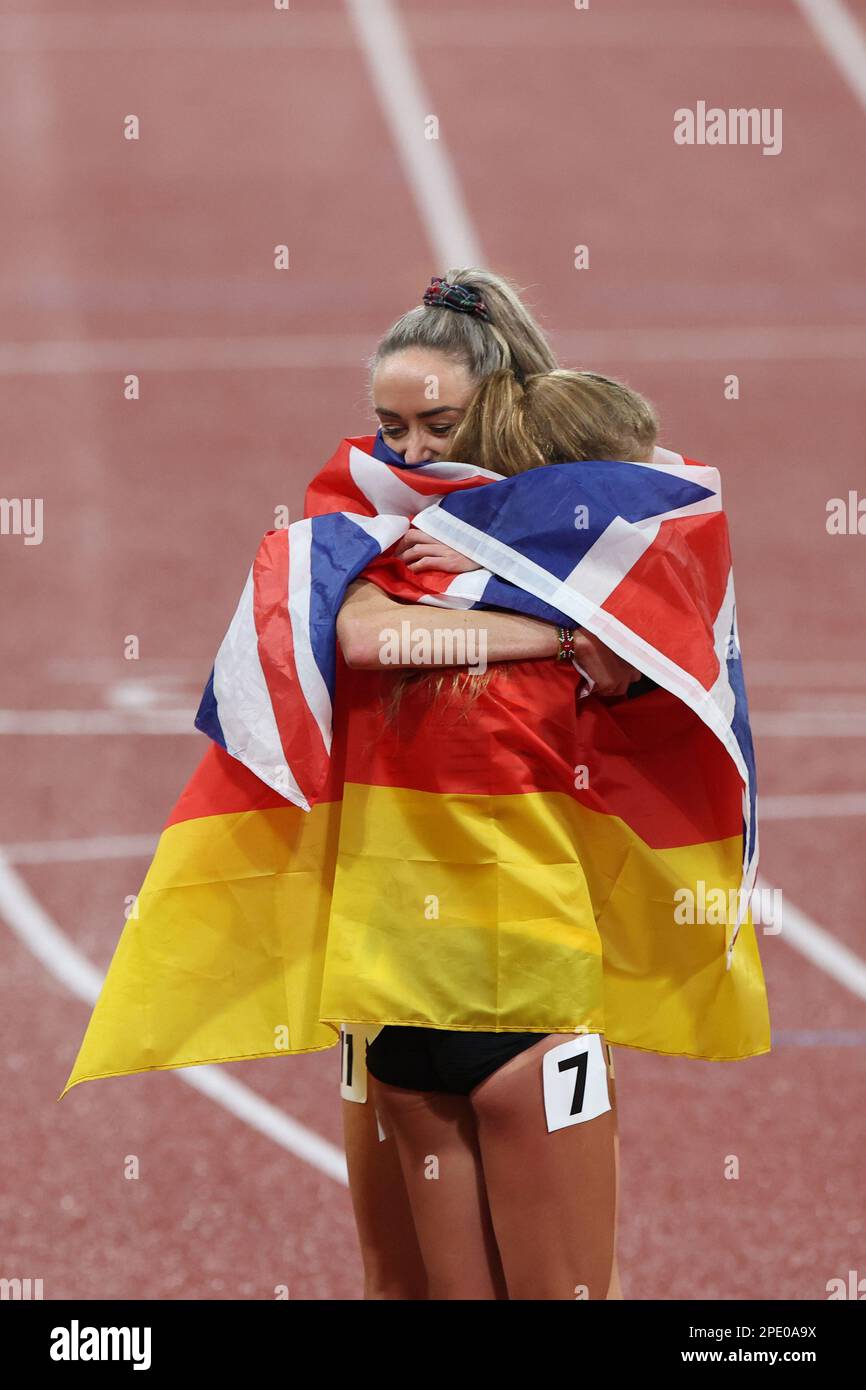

{"left": 285, "top": 520, "right": 335, "bottom": 757}
{"left": 211, "top": 564, "right": 308, "bottom": 809}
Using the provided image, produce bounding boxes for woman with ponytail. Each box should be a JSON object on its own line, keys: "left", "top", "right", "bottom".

{"left": 336, "top": 271, "right": 646, "bottom": 1301}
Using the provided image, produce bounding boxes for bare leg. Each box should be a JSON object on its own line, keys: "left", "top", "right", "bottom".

{"left": 341, "top": 1096, "right": 428, "bottom": 1299}
{"left": 606, "top": 1054, "right": 624, "bottom": 1299}
{"left": 470, "top": 1034, "right": 619, "bottom": 1300}
{"left": 368, "top": 1076, "right": 509, "bottom": 1300}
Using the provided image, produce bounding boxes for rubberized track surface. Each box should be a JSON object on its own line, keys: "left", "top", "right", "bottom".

{"left": 1, "top": 0, "right": 864, "bottom": 1300}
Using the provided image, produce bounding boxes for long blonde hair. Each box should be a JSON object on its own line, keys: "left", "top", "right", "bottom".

{"left": 447, "top": 368, "right": 659, "bottom": 472}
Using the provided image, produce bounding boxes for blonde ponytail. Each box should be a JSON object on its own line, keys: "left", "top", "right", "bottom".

{"left": 369, "top": 267, "right": 558, "bottom": 385}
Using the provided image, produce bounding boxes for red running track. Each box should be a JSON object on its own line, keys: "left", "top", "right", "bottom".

{"left": 0, "top": 0, "right": 864, "bottom": 1300}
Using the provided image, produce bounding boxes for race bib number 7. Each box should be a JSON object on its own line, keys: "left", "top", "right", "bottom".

{"left": 542, "top": 1034, "right": 611, "bottom": 1133}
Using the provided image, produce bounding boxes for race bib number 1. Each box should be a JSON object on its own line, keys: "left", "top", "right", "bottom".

{"left": 339, "top": 1024, "right": 384, "bottom": 1103}
{"left": 542, "top": 1034, "right": 611, "bottom": 1133}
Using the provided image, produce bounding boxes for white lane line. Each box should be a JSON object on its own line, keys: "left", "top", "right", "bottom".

{"left": 0, "top": 10, "right": 811, "bottom": 53}
{"left": 0, "top": 710, "right": 195, "bottom": 734}
{"left": 35, "top": 656, "right": 866, "bottom": 688}
{"left": 168, "top": 1066, "right": 347, "bottom": 1185}
{"left": 1, "top": 835, "right": 159, "bottom": 865}
{"left": 0, "top": 854, "right": 105, "bottom": 1002}
{"left": 0, "top": 335, "right": 373, "bottom": 375}
{"left": 758, "top": 876, "right": 866, "bottom": 1003}
{"left": 791, "top": 0, "right": 866, "bottom": 113}
{"left": 768, "top": 696, "right": 866, "bottom": 713}
{"left": 752, "top": 712, "right": 866, "bottom": 736}
{"left": 2, "top": 325, "right": 864, "bottom": 376}
{"left": 0, "top": 13, "right": 352, "bottom": 51}
{"left": 3, "top": 788, "right": 866, "bottom": 874}
{"left": 5, "top": 836, "right": 866, "bottom": 1010}
{"left": 553, "top": 324, "right": 866, "bottom": 363}
{"left": 760, "top": 792, "right": 866, "bottom": 819}
{"left": 0, "top": 854, "right": 348, "bottom": 1186}
{"left": 343, "top": 0, "right": 483, "bottom": 268}
{"left": 749, "top": 659, "right": 866, "bottom": 686}
{"left": 2, "top": 785, "right": 865, "bottom": 874}
{"left": 46, "top": 657, "right": 205, "bottom": 677}
{"left": 773, "top": 1028, "right": 866, "bottom": 1045}
{"left": 5, "top": 708, "right": 866, "bottom": 737}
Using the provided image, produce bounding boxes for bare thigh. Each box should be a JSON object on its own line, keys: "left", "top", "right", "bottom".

{"left": 469, "top": 1033, "right": 620, "bottom": 1300}
{"left": 341, "top": 1095, "right": 428, "bottom": 1299}
{"left": 368, "top": 1076, "right": 509, "bottom": 1300}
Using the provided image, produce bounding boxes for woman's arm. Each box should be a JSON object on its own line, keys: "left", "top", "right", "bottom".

{"left": 336, "top": 579, "right": 642, "bottom": 695}
{"left": 336, "top": 579, "right": 558, "bottom": 668}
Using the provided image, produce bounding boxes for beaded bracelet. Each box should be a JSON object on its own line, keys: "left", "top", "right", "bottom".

{"left": 555, "top": 626, "right": 577, "bottom": 662}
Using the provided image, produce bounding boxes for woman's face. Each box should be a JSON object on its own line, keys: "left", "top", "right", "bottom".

{"left": 371, "top": 348, "right": 477, "bottom": 464}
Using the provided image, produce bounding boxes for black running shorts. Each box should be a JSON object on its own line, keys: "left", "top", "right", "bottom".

{"left": 365, "top": 1024, "right": 545, "bottom": 1096}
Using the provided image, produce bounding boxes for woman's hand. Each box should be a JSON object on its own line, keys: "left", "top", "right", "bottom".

{"left": 393, "top": 527, "right": 482, "bottom": 574}
{"left": 572, "top": 629, "right": 642, "bottom": 697}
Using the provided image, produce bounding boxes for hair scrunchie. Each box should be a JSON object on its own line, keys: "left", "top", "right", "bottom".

{"left": 422, "top": 275, "right": 491, "bottom": 322}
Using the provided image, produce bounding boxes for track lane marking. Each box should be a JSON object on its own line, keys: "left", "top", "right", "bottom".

{"left": 773, "top": 1029, "right": 866, "bottom": 1045}
{"left": 1, "top": 325, "right": 865, "bottom": 374}
{"left": 3, "top": 838, "right": 866, "bottom": 1007}
{"left": 6, "top": 708, "right": 866, "bottom": 736}
{"left": 4, "top": 785, "right": 866, "bottom": 875}
{"left": 751, "top": 713, "right": 866, "bottom": 737}
{"left": 343, "top": 0, "right": 483, "bottom": 266}
{"left": 1, "top": 835, "right": 159, "bottom": 865}
{"left": 0, "top": 10, "right": 815, "bottom": 53}
{"left": 0, "top": 853, "right": 348, "bottom": 1186}
{"left": 755, "top": 875, "right": 866, "bottom": 1003}
{"left": 792, "top": 0, "right": 866, "bottom": 113}
{"left": 759, "top": 792, "right": 866, "bottom": 819}
{"left": 0, "top": 711, "right": 195, "bottom": 734}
